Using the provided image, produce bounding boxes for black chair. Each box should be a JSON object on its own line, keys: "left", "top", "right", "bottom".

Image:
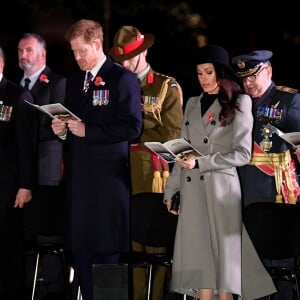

{"left": 243, "top": 202, "right": 300, "bottom": 300}
{"left": 121, "top": 192, "right": 179, "bottom": 300}
{"left": 25, "top": 234, "right": 70, "bottom": 300}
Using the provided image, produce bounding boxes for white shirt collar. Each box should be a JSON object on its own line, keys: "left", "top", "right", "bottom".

{"left": 137, "top": 64, "right": 151, "bottom": 82}
{"left": 87, "top": 56, "right": 107, "bottom": 80}
{"left": 21, "top": 66, "right": 46, "bottom": 89}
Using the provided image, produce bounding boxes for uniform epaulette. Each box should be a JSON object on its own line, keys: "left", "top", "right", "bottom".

{"left": 154, "top": 71, "right": 178, "bottom": 88}
{"left": 276, "top": 86, "right": 298, "bottom": 93}
{"left": 154, "top": 71, "right": 176, "bottom": 83}
{"left": 153, "top": 71, "right": 171, "bottom": 79}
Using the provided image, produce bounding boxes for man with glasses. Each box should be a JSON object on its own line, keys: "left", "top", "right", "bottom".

{"left": 232, "top": 50, "right": 300, "bottom": 300}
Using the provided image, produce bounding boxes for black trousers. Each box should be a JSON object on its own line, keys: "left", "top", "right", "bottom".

{"left": 0, "top": 202, "right": 25, "bottom": 300}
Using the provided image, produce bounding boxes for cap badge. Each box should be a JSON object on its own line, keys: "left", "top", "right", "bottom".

{"left": 237, "top": 60, "right": 245, "bottom": 69}
{"left": 116, "top": 47, "right": 124, "bottom": 55}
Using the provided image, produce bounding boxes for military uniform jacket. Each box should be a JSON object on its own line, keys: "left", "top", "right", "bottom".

{"left": 238, "top": 82, "right": 300, "bottom": 207}
{"left": 0, "top": 77, "right": 37, "bottom": 228}
{"left": 63, "top": 57, "right": 142, "bottom": 252}
{"left": 130, "top": 67, "right": 183, "bottom": 194}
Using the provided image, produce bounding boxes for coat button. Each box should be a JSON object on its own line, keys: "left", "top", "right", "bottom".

{"left": 200, "top": 175, "right": 205, "bottom": 181}
{"left": 203, "top": 137, "right": 208, "bottom": 143}
{"left": 186, "top": 176, "right": 191, "bottom": 182}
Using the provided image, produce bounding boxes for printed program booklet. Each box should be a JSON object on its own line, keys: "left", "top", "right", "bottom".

{"left": 144, "top": 138, "right": 203, "bottom": 163}
{"left": 25, "top": 100, "right": 81, "bottom": 121}
{"left": 267, "top": 124, "right": 300, "bottom": 148}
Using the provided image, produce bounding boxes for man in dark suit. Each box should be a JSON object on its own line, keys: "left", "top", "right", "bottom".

{"left": 0, "top": 46, "right": 37, "bottom": 300}
{"left": 17, "top": 32, "right": 67, "bottom": 298}
{"left": 51, "top": 19, "right": 142, "bottom": 300}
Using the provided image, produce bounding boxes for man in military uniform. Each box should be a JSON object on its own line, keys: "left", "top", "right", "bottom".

{"left": 232, "top": 50, "right": 300, "bottom": 300}
{"left": 109, "top": 26, "right": 183, "bottom": 300}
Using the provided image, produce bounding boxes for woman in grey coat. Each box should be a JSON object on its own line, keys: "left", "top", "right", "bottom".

{"left": 164, "top": 45, "right": 276, "bottom": 300}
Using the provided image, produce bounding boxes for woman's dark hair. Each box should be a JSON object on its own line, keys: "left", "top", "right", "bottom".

{"left": 214, "top": 63, "right": 242, "bottom": 126}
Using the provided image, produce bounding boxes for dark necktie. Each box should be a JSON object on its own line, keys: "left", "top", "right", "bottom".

{"left": 24, "top": 77, "right": 31, "bottom": 90}
{"left": 84, "top": 71, "right": 93, "bottom": 93}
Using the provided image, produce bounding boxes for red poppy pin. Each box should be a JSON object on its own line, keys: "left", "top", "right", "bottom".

{"left": 206, "top": 112, "right": 214, "bottom": 122}
{"left": 94, "top": 76, "right": 105, "bottom": 86}
{"left": 39, "top": 74, "right": 49, "bottom": 83}
{"left": 206, "top": 112, "right": 216, "bottom": 125}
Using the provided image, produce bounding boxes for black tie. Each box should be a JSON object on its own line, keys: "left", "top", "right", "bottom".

{"left": 84, "top": 72, "right": 93, "bottom": 93}
{"left": 24, "top": 78, "right": 31, "bottom": 90}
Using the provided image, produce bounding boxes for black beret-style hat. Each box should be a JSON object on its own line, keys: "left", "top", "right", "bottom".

{"left": 195, "top": 44, "right": 236, "bottom": 78}
{"left": 109, "top": 26, "right": 154, "bottom": 62}
{"left": 231, "top": 50, "right": 273, "bottom": 78}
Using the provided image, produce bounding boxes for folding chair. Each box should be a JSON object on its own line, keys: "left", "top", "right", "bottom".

{"left": 122, "top": 192, "right": 178, "bottom": 300}
{"left": 243, "top": 202, "right": 300, "bottom": 300}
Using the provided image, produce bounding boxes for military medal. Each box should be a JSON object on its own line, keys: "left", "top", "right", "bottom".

{"left": 92, "top": 90, "right": 100, "bottom": 106}
{"left": 257, "top": 101, "right": 283, "bottom": 124}
{"left": 93, "top": 90, "right": 109, "bottom": 106}
{"left": 260, "top": 124, "right": 273, "bottom": 151}
{"left": 0, "top": 104, "right": 13, "bottom": 122}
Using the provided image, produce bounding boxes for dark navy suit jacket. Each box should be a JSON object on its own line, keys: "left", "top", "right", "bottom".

{"left": 30, "top": 66, "right": 66, "bottom": 186}
{"left": 23, "top": 66, "right": 67, "bottom": 235}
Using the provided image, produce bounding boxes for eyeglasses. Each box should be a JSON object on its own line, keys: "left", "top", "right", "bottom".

{"left": 243, "top": 66, "right": 268, "bottom": 82}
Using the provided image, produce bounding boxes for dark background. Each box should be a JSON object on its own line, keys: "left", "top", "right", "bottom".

{"left": 2, "top": 0, "right": 300, "bottom": 102}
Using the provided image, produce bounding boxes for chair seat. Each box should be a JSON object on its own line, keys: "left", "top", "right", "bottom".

{"left": 25, "top": 234, "right": 70, "bottom": 300}
{"left": 120, "top": 252, "right": 152, "bottom": 267}
{"left": 267, "top": 266, "right": 298, "bottom": 281}
{"left": 121, "top": 252, "right": 172, "bottom": 267}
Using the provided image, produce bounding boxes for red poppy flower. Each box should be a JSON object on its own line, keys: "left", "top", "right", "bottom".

{"left": 206, "top": 112, "right": 214, "bottom": 122}
{"left": 94, "top": 76, "right": 105, "bottom": 86}
{"left": 39, "top": 74, "right": 49, "bottom": 83}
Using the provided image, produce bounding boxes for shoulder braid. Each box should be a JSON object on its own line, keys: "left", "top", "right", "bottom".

{"left": 143, "top": 77, "right": 171, "bottom": 125}
{"left": 276, "top": 85, "right": 298, "bottom": 93}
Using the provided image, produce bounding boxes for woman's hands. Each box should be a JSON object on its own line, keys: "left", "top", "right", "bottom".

{"left": 165, "top": 199, "right": 180, "bottom": 215}
{"left": 175, "top": 157, "right": 196, "bottom": 169}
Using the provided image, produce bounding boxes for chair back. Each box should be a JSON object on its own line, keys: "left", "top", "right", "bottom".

{"left": 243, "top": 202, "right": 300, "bottom": 259}
{"left": 131, "top": 192, "right": 178, "bottom": 248}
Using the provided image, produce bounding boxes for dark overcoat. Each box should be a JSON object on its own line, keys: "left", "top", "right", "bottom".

{"left": 64, "top": 57, "right": 142, "bottom": 252}
{"left": 0, "top": 77, "right": 37, "bottom": 219}
{"left": 0, "top": 77, "right": 37, "bottom": 298}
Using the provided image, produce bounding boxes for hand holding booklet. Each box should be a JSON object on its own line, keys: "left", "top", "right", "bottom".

{"left": 25, "top": 100, "right": 81, "bottom": 121}
{"left": 144, "top": 138, "right": 203, "bottom": 163}
{"left": 267, "top": 124, "right": 300, "bottom": 148}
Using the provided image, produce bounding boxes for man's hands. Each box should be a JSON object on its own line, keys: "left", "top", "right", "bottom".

{"left": 52, "top": 117, "right": 85, "bottom": 138}
{"left": 14, "top": 188, "right": 32, "bottom": 208}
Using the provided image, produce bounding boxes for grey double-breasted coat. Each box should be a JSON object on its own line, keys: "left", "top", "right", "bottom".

{"left": 164, "top": 93, "right": 276, "bottom": 299}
